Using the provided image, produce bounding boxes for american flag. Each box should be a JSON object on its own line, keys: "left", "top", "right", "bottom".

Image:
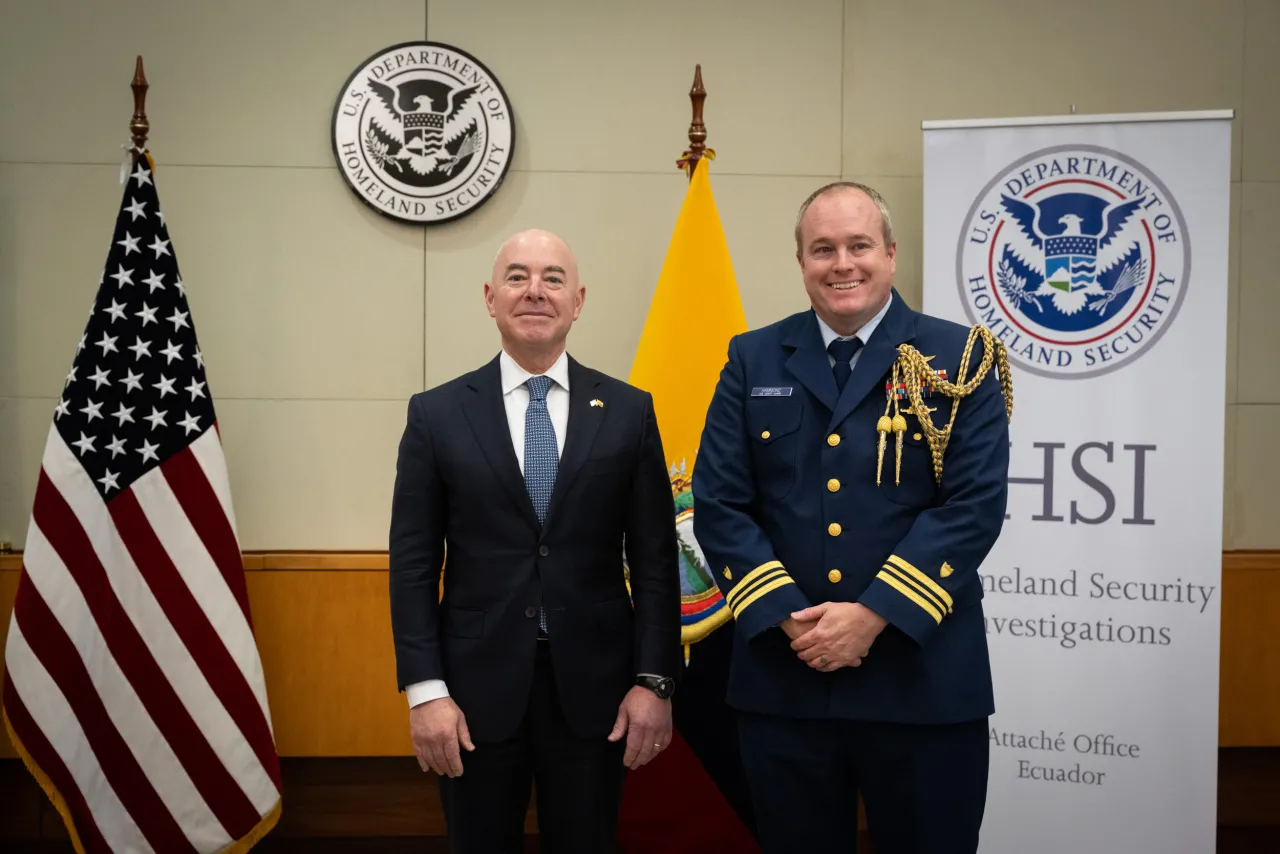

{"left": 1, "top": 152, "right": 282, "bottom": 852}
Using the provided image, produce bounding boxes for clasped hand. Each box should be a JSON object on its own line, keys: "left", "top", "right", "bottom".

{"left": 783, "top": 602, "right": 888, "bottom": 672}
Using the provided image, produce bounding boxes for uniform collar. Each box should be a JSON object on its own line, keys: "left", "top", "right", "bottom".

{"left": 815, "top": 291, "right": 894, "bottom": 350}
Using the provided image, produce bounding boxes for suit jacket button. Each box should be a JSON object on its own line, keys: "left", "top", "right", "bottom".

{"left": 827, "top": 433, "right": 841, "bottom": 447}
{"left": 828, "top": 522, "right": 842, "bottom": 537}
{"left": 828, "top": 569, "right": 842, "bottom": 583}
{"left": 525, "top": 606, "right": 537, "bottom": 618}
{"left": 538, "top": 545, "right": 549, "bottom": 557}
{"left": 827, "top": 478, "right": 841, "bottom": 492}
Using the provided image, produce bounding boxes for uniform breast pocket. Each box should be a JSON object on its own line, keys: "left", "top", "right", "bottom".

{"left": 745, "top": 399, "right": 804, "bottom": 500}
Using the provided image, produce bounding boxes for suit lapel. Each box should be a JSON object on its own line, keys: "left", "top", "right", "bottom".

{"left": 783, "top": 311, "right": 839, "bottom": 414}
{"left": 827, "top": 291, "right": 918, "bottom": 432}
{"left": 460, "top": 355, "right": 539, "bottom": 530}
{"left": 542, "top": 357, "right": 604, "bottom": 534}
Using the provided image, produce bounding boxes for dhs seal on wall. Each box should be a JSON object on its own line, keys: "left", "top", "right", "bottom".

{"left": 331, "top": 41, "right": 514, "bottom": 225}
{"left": 956, "top": 145, "right": 1189, "bottom": 379}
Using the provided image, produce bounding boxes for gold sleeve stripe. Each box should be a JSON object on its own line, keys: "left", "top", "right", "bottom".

{"left": 881, "top": 563, "right": 950, "bottom": 616}
{"left": 732, "top": 577, "right": 797, "bottom": 618}
{"left": 876, "top": 571, "right": 943, "bottom": 625}
{"left": 726, "top": 568, "right": 787, "bottom": 611}
{"left": 886, "top": 554, "right": 954, "bottom": 610}
{"left": 725, "top": 561, "right": 784, "bottom": 606}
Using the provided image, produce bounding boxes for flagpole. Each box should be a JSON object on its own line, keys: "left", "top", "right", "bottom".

{"left": 685, "top": 64, "right": 706, "bottom": 179}
{"left": 617, "top": 61, "right": 764, "bottom": 854}
{"left": 130, "top": 55, "right": 149, "bottom": 160}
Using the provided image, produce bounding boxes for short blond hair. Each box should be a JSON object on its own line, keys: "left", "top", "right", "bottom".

{"left": 794, "top": 181, "right": 894, "bottom": 252}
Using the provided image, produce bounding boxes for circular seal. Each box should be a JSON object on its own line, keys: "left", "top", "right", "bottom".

{"left": 330, "top": 41, "right": 514, "bottom": 225}
{"left": 956, "top": 144, "right": 1190, "bottom": 379}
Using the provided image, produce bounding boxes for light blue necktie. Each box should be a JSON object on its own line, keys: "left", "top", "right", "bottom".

{"left": 523, "top": 375, "right": 558, "bottom": 633}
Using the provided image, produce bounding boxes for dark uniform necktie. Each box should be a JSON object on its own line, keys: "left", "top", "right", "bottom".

{"left": 828, "top": 337, "right": 863, "bottom": 392}
{"left": 523, "top": 374, "right": 557, "bottom": 635}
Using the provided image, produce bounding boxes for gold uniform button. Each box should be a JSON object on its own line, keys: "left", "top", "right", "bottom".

{"left": 761, "top": 430, "right": 771, "bottom": 440}
{"left": 828, "top": 569, "right": 842, "bottom": 583}
{"left": 828, "top": 522, "right": 842, "bottom": 537}
{"left": 913, "top": 432, "right": 922, "bottom": 441}
{"left": 827, "top": 478, "right": 840, "bottom": 492}
{"left": 827, "top": 433, "right": 841, "bottom": 447}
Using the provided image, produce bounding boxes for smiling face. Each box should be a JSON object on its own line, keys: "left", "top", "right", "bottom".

{"left": 484, "top": 229, "right": 585, "bottom": 357}
{"left": 796, "top": 186, "right": 895, "bottom": 336}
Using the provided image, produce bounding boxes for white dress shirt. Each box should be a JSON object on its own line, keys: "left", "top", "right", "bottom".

{"left": 406, "top": 349, "right": 570, "bottom": 709}
{"left": 815, "top": 292, "right": 893, "bottom": 370}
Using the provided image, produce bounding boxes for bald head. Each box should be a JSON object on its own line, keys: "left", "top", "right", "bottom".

{"left": 491, "top": 229, "right": 579, "bottom": 285}
{"left": 484, "top": 228, "right": 586, "bottom": 367}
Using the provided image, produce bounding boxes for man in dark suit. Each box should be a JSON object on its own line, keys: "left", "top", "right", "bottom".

{"left": 388, "top": 229, "right": 681, "bottom": 853}
{"left": 692, "top": 183, "right": 1013, "bottom": 853}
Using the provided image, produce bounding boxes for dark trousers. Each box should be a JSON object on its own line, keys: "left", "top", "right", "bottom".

{"left": 437, "top": 641, "right": 627, "bottom": 853}
{"left": 738, "top": 711, "right": 989, "bottom": 854}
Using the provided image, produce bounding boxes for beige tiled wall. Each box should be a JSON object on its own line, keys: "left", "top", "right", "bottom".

{"left": 842, "top": 0, "right": 1247, "bottom": 179}
{"left": 0, "top": 0, "right": 1274, "bottom": 550}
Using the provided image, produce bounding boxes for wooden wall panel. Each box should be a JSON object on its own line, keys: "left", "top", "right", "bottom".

{"left": 2, "top": 550, "right": 1279, "bottom": 753}
{"left": 247, "top": 569, "right": 411, "bottom": 756}
{"left": 1220, "top": 553, "right": 1280, "bottom": 746}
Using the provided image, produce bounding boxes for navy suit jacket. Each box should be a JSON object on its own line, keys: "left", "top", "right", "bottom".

{"left": 388, "top": 354, "right": 681, "bottom": 742}
{"left": 691, "top": 291, "right": 1009, "bottom": 724}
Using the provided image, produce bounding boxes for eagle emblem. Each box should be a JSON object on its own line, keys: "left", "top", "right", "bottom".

{"left": 364, "top": 78, "right": 484, "bottom": 187}
{"left": 331, "top": 42, "right": 514, "bottom": 225}
{"left": 997, "top": 193, "right": 1148, "bottom": 319}
{"left": 956, "top": 145, "right": 1190, "bottom": 379}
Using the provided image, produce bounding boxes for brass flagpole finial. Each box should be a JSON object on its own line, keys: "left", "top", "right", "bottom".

{"left": 684, "top": 65, "right": 707, "bottom": 179}
{"left": 677, "top": 65, "right": 712, "bottom": 178}
{"left": 130, "top": 55, "right": 150, "bottom": 160}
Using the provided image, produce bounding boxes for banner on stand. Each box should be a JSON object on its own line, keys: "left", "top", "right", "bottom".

{"left": 922, "top": 109, "right": 1232, "bottom": 853}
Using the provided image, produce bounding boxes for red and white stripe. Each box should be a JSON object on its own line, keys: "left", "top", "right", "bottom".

{"left": 4, "top": 424, "right": 281, "bottom": 853}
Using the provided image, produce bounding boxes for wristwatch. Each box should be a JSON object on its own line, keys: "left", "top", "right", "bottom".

{"left": 635, "top": 674, "right": 675, "bottom": 700}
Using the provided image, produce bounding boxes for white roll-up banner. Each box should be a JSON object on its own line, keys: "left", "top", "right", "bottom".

{"left": 922, "top": 110, "right": 1232, "bottom": 853}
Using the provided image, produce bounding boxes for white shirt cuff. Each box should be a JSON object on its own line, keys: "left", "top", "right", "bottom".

{"left": 406, "top": 679, "right": 449, "bottom": 708}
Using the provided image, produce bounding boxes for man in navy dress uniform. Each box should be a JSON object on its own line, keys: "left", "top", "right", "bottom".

{"left": 692, "top": 182, "right": 1013, "bottom": 853}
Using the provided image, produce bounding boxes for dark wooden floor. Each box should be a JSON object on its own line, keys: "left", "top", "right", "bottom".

{"left": 3, "top": 748, "right": 1277, "bottom": 852}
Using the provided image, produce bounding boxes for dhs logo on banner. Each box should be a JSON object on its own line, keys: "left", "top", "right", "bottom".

{"left": 957, "top": 145, "right": 1190, "bottom": 379}
{"left": 331, "top": 41, "right": 514, "bottom": 225}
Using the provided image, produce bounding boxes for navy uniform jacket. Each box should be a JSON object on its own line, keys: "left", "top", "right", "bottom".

{"left": 691, "top": 290, "right": 1009, "bottom": 725}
